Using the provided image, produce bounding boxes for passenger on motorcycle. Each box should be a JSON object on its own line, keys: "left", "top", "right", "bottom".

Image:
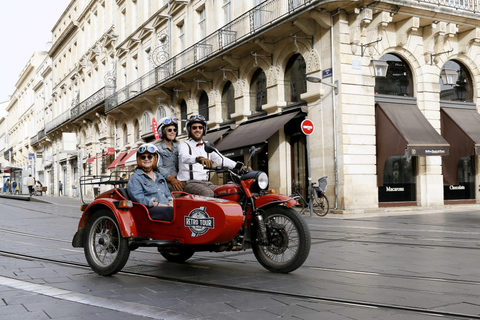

{"left": 178, "top": 114, "right": 238, "bottom": 197}
{"left": 127, "top": 143, "right": 174, "bottom": 221}
{"left": 155, "top": 117, "right": 183, "bottom": 191}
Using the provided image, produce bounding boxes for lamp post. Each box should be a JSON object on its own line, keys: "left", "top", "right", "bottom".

{"left": 440, "top": 68, "right": 458, "bottom": 86}
{"left": 369, "top": 60, "right": 389, "bottom": 78}
{"left": 305, "top": 75, "right": 339, "bottom": 210}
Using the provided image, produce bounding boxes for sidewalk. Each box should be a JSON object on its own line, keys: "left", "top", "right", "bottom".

{"left": 0, "top": 193, "right": 89, "bottom": 207}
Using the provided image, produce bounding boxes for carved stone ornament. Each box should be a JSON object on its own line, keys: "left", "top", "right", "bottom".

{"left": 150, "top": 33, "right": 169, "bottom": 68}
{"left": 306, "top": 49, "right": 320, "bottom": 74}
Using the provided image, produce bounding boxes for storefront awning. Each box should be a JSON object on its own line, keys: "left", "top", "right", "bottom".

{"left": 216, "top": 112, "right": 299, "bottom": 152}
{"left": 86, "top": 157, "right": 95, "bottom": 163}
{"left": 107, "top": 151, "right": 127, "bottom": 170}
{"left": 376, "top": 102, "right": 449, "bottom": 186}
{"left": 117, "top": 149, "right": 137, "bottom": 167}
{"left": 204, "top": 128, "right": 230, "bottom": 145}
{"left": 441, "top": 107, "right": 480, "bottom": 185}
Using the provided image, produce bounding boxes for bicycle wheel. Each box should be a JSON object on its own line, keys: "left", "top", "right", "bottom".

{"left": 312, "top": 194, "right": 329, "bottom": 216}
{"left": 289, "top": 194, "right": 305, "bottom": 213}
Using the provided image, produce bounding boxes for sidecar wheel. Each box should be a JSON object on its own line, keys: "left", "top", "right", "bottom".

{"left": 84, "top": 210, "right": 130, "bottom": 276}
{"left": 159, "top": 249, "right": 195, "bottom": 263}
{"left": 252, "top": 206, "right": 310, "bottom": 273}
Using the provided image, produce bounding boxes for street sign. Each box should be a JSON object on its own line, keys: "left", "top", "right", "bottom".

{"left": 152, "top": 117, "right": 160, "bottom": 140}
{"left": 301, "top": 119, "right": 315, "bottom": 135}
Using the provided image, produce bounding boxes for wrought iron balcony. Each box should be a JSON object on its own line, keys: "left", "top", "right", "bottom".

{"left": 38, "top": 128, "right": 45, "bottom": 140}
{"left": 45, "top": 109, "right": 71, "bottom": 133}
{"left": 71, "top": 87, "right": 106, "bottom": 120}
{"left": 105, "top": 0, "right": 478, "bottom": 112}
{"left": 30, "top": 134, "right": 39, "bottom": 146}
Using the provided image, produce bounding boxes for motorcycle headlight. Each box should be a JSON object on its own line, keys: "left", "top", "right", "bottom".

{"left": 257, "top": 172, "right": 268, "bottom": 190}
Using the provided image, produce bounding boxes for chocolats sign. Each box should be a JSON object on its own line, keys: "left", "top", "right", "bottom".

{"left": 407, "top": 146, "right": 449, "bottom": 156}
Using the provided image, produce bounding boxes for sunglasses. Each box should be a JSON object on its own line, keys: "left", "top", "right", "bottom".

{"left": 138, "top": 145, "right": 156, "bottom": 154}
{"left": 192, "top": 125, "right": 203, "bottom": 130}
{"left": 166, "top": 128, "right": 177, "bottom": 132}
{"left": 140, "top": 154, "right": 154, "bottom": 160}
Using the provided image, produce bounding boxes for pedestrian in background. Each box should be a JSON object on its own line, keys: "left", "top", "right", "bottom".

{"left": 12, "top": 180, "right": 17, "bottom": 195}
{"left": 59, "top": 181, "right": 63, "bottom": 196}
{"left": 72, "top": 180, "right": 78, "bottom": 197}
{"left": 27, "top": 175, "right": 35, "bottom": 196}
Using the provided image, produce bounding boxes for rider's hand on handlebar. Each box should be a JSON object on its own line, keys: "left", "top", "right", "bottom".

{"left": 196, "top": 156, "right": 214, "bottom": 168}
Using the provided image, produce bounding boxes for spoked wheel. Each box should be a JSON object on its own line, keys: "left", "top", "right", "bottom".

{"left": 159, "top": 249, "right": 195, "bottom": 263}
{"left": 312, "top": 194, "right": 330, "bottom": 216}
{"left": 288, "top": 194, "right": 305, "bottom": 214}
{"left": 252, "top": 206, "right": 311, "bottom": 273}
{"left": 84, "top": 210, "right": 130, "bottom": 276}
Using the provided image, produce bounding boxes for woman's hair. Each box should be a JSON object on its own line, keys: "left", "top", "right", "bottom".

{"left": 136, "top": 153, "right": 158, "bottom": 171}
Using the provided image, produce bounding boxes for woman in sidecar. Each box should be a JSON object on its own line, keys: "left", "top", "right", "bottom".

{"left": 127, "top": 143, "right": 174, "bottom": 222}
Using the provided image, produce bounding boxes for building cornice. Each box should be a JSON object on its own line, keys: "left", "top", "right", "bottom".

{"left": 48, "top": 21, "right": 79, "bottom": 58}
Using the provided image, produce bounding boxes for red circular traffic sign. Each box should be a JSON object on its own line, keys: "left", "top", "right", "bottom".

{"left": 301, "top": 119, "right": 315, "bottom": 135}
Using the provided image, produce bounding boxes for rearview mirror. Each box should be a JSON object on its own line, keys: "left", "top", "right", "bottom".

{"left": 204, "top": 141, "right": 217, "bottom": 154}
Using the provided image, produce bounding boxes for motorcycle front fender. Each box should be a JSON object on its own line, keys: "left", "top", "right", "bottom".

{"left": 254, "top": 194, "right": 297, "bottom": 210}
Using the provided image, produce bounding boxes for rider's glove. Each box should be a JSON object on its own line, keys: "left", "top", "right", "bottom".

{"left": 196, "top": 156, "right": 214, "bottom": 168}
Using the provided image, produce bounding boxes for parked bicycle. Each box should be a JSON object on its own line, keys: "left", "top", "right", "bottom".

{"left": 290, "top": 177, "right": 330, "bottom": 216}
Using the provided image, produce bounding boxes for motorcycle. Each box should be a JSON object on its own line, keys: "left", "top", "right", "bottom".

{"left": 72, "top": 143, "right": 311, "bottom": 276}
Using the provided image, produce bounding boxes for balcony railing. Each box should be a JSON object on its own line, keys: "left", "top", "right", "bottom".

{"left": 71, "top": 87, "right": 106, "bottom": 120}
{"left": 46, "top": 109, "right": 71, "bottom": 133}
{"left": 105, "top": 0, "right": 478, "bottom": 112}
{"left": 30, "top": 134, "right": 39, "bottom": 146}
{"left": 418, "top": 0, "right": 478, "bottom": 11}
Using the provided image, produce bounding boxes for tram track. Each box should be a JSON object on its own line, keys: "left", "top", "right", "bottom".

{"left": 0, "top": 249, "right": 478, "bottom": 319}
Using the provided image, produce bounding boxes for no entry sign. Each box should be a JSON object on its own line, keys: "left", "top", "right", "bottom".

{"left": 301, "top": 119, "right": 314, "bottom": 135}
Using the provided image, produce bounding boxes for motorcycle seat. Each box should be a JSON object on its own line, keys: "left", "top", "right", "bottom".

{"left": 117, "top": 188, "right": 131, "bottom": 200}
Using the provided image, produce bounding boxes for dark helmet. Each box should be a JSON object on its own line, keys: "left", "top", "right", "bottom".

{"left": 156, "top": 117, "right": 178, "bottom": 140}
{"left": 185, "top": 114, "right": 207, "bottom": 138}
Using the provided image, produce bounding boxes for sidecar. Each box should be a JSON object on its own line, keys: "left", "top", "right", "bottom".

{"left": 72, "top": 174, "right": 244, "bottom": 276}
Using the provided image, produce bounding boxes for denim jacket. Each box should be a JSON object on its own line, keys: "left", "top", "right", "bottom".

{"left": 127, "top": 168, "right": 172, "bottom": 207}
{"left": 155, "top": 141, "right": 179, "bottom": 179}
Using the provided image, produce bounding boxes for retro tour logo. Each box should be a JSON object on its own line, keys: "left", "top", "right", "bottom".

{"left": 185, "top": 206, "right": 214, "bottom": 237}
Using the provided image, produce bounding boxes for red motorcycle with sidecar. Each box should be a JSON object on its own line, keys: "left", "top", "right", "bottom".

{"left": 72, "top": 143, "right": 311, "bottom": 275}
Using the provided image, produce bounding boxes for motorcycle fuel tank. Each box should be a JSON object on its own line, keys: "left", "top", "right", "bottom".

{"left": 214, "top": 183, "right": 242, "bottom": 202}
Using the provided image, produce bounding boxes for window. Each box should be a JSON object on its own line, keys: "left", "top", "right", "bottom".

{"left": 440, "top": 60, "right": 473, "bottom": 102}
{"left": 222, "top": 0, "right": 231, "bottom": 24}
{"left": 222, "top": 82, "right": 234, "bottom": 120}
{"left": 375, "top": 54, "right": 413, "bottom": 97}
{"left": 123, "top": 124, "right": 128, "bottom": 146}
{"left": 285, "top": 54, "right": 307, "bottom": 104}
{"left": 134, "top": 120, "right": 140, "bottom": 141}
{"left": 178, "top": 23, "right": 185, "bottom": 69}
{"left": 198, "top": 8, "right": 206, "bottom": 40}
{"left": 180, "top": 100, "right": 187, "bottom": 134}
{"left": 250, "top": 69, "right": 267, "bottom": 112}
{"left": 199, "top": 91, "right": 209, "bottom": 121}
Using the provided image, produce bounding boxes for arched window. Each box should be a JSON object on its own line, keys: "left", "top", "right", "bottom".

{"left": 375, "top": 54, "right": 413, "bottom": 97}
{"left": 156, "top": 104, "right": 168, "bottom": 121}
{"left": 134, "top": 119, "right": 140, "bottom": 141}
{"left": 180, "top": 100, "right": 187, "bottom": 135}
{"left": 285, "top": 53, "right": 306, "bottom": 104}
{"left": 141, "top": 112, "right": 151, "bottom": 134}
{"left": 222, "top": 82, "right": 235, "bottom": 120}
{"left": 199, "top": 91, "right": 209, "bottom": 121}
{"left": 440, "top": 60, "right": 473, "bottom": 102}
{"left": 123, "top": 124, "right": 128, "bottom": 146}
{"left": 250, "top": 69, "right": 267, "bottom": 112}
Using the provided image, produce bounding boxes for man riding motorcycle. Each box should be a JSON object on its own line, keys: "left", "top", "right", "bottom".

{"left": 177, "top": 114, "right": 239, "bottom": 197}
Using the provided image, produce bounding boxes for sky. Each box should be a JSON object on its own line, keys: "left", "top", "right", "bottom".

{"left": 0, "top": 0, "right": 72, "bottom": 102}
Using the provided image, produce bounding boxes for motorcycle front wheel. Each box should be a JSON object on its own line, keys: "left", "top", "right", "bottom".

{"left": 252, "top": 206, "right": 311, "bottom": 273}
{"left": 84, "top": 210, "right": 130, "bottom": 276}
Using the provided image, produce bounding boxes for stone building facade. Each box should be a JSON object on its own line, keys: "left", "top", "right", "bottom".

{"left": 3, "top": 0, "right": 480, "bottom": 211}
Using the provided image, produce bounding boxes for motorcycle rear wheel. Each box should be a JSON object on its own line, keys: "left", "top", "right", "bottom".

{"left": 84, "top": 210, "right": 130, "bottom": 276}
{"left": 252, "top": 206, "right": 311, "bottom": 273}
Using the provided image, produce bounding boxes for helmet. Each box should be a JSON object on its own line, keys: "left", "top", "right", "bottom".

{"left": 185, "top": 114, "right": 207, "bottom": 138}
{"left": 137, "top": 143, "right": 159, "bottom": 155}
{"left": 136, "top": 143, "right": 159, "bottom": 170}
{"left": 157, "top": 117, "right": 178, "bottom": 139}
